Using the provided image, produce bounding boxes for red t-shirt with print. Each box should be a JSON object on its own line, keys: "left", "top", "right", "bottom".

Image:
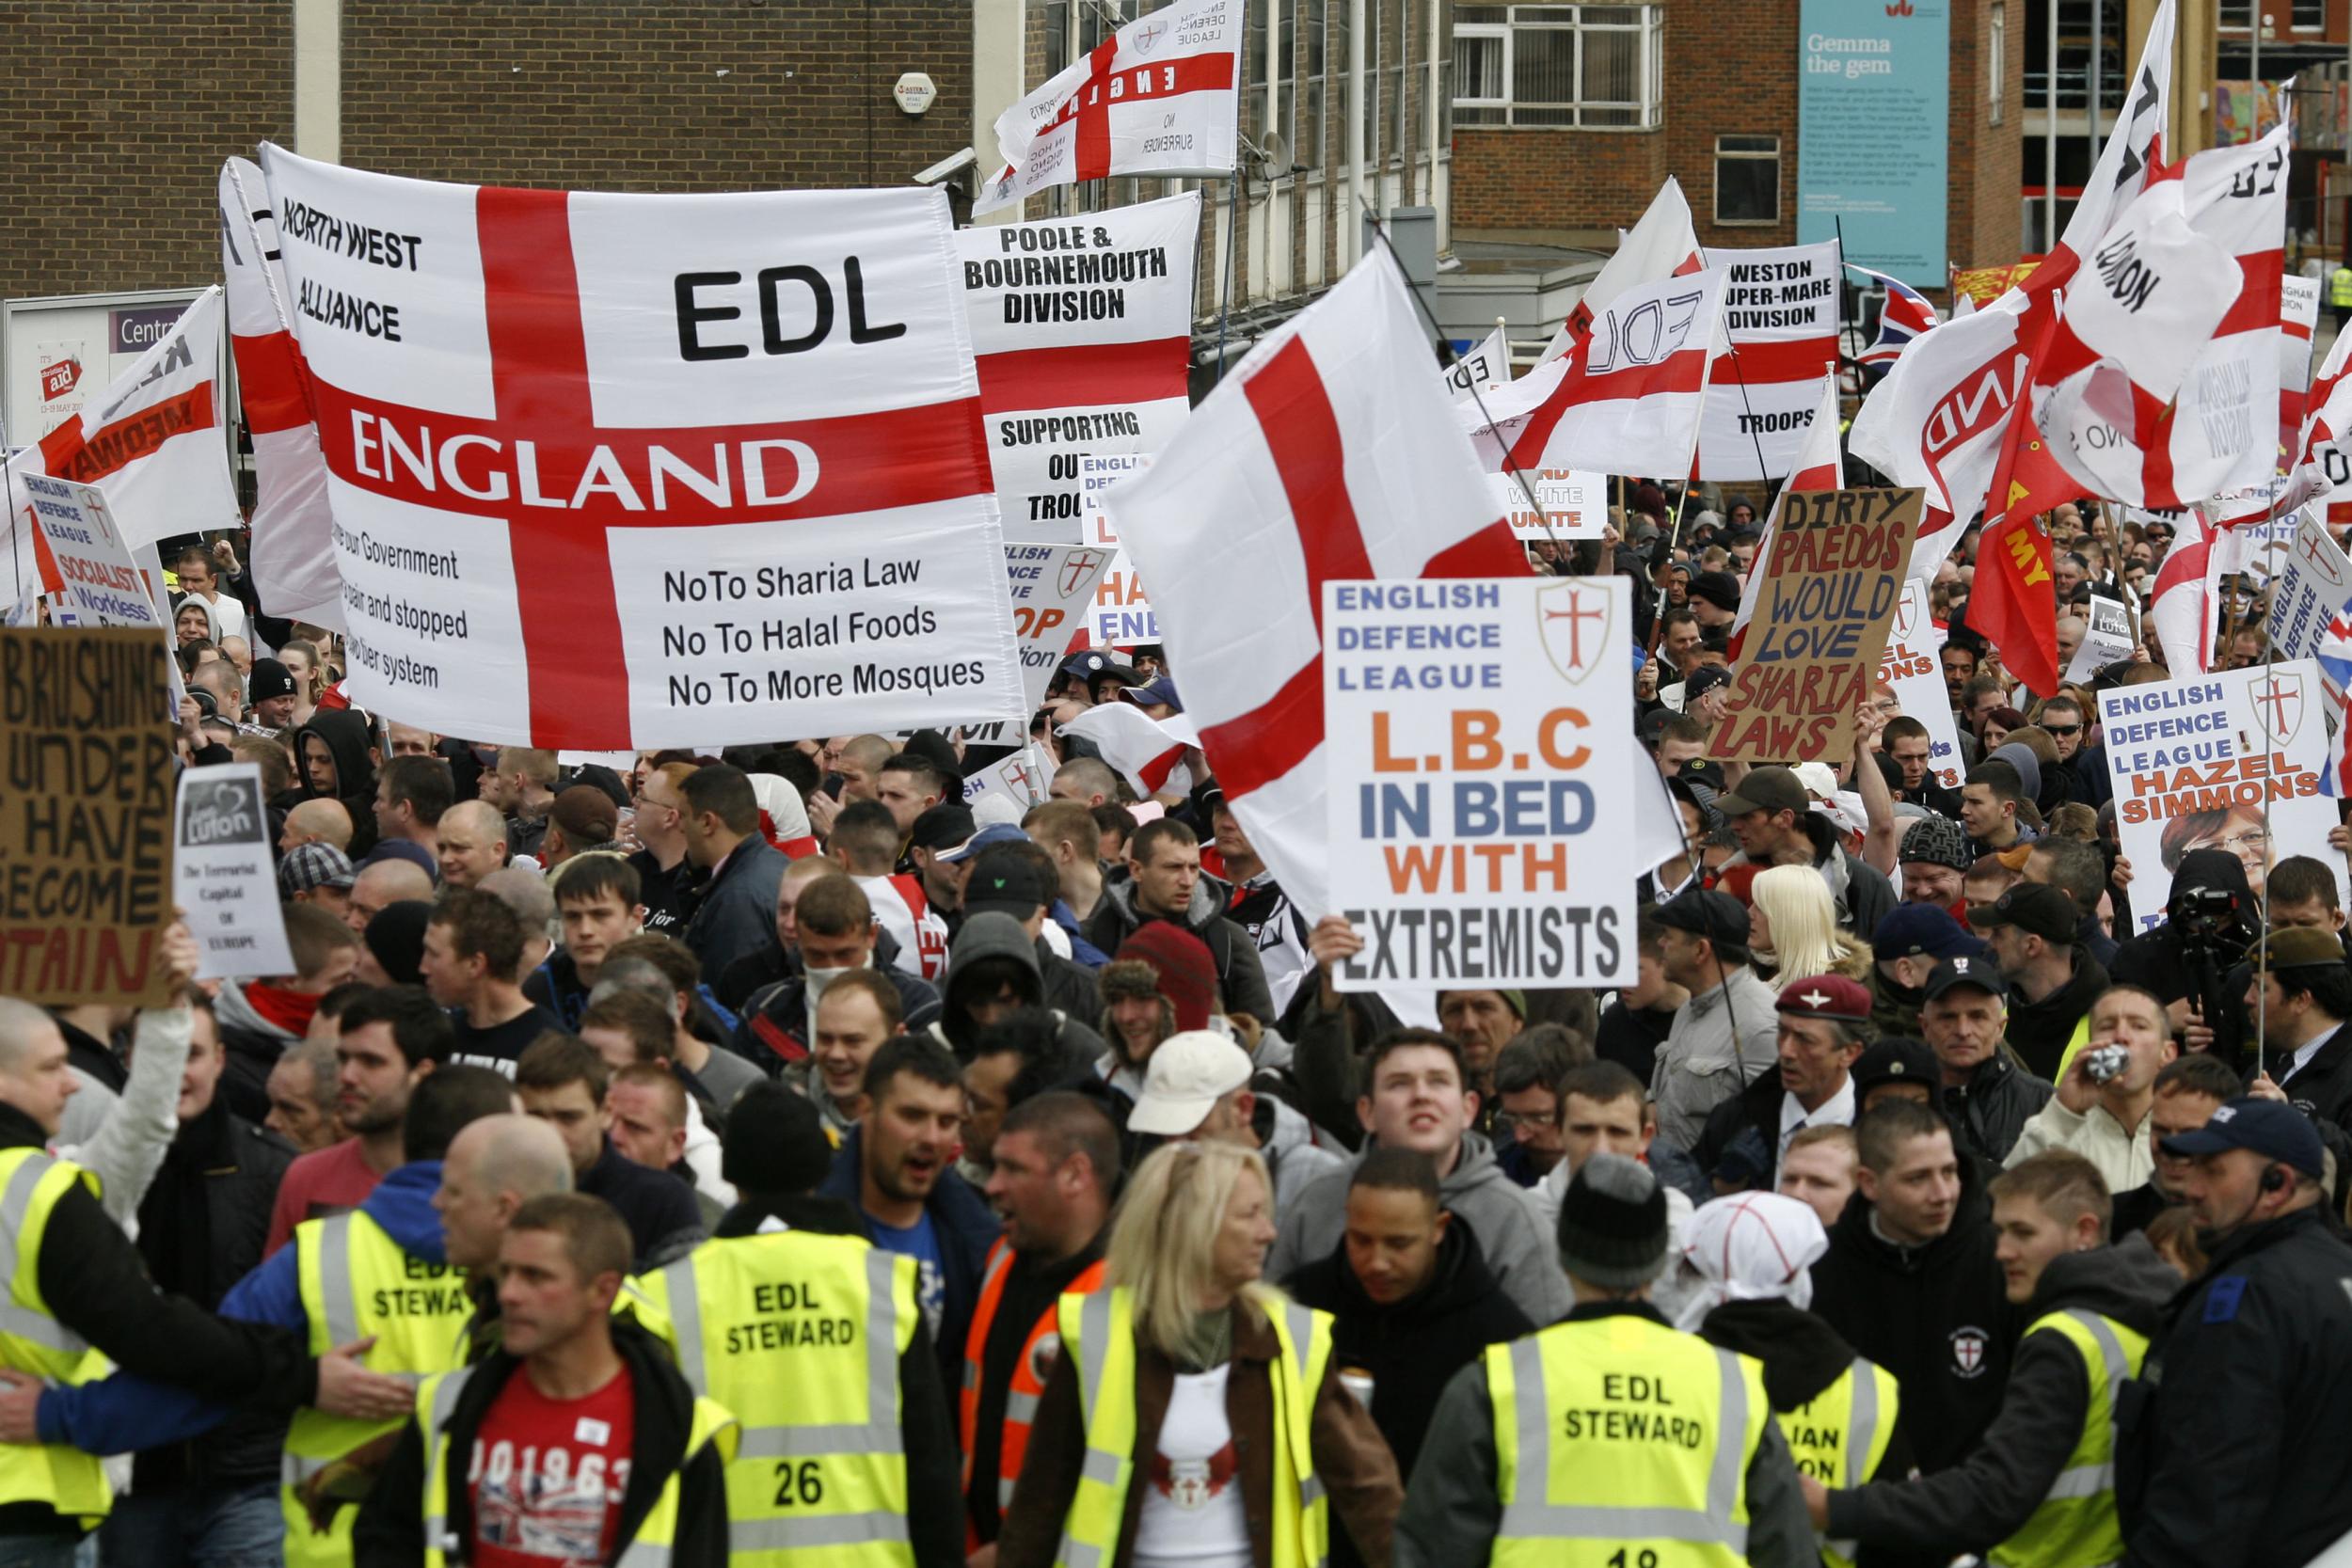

{"left": 466, "top": 1366, "right": 636, "bottom": 1568}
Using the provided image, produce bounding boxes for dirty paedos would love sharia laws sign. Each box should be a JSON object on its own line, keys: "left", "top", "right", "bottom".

{"left": 1324, "top": 577, "right": 1636, "bottom": 990}
{"left": 0, "top": 627, "right": 176, "bottom": 1006}
{"left": 1710, "top": 487, "right": 1917, "bottom": 763}
{"left": 2099, "top": 659, "right": 2349, "bottom": 933}
{"left": 258, "top": 143, "right": 1024, "bottom": 751}
{"left": 175, "top": 763, "right": 295, "bottom": 981}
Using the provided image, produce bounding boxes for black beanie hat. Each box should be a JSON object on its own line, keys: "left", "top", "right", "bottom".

{"left": 723, "top": 1082, "right": 835, "bottom": 1197}
{"left": 1557, "top": 1152, "right": 1669, "bottom": 1290}
{"left": 363, "top": 901, "right": 434, "bottom": 987}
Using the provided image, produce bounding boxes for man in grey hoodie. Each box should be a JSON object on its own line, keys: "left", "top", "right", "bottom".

{"left": 1267, "top": 1028, "right": 1572, "bottom": 1325}
{"left": 1082, "top": 817, "right": 1277, "bottom": 1022}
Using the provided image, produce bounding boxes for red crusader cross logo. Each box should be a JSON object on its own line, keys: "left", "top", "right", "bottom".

{"left": 1061, "top": 549, "right": 1107, "bottom": 596}
{"left": 2248, "top": 672, "right": 2305, "bottom": 742}
{"left": 1536, "top": 581, "right": 1612, "bottom": 684}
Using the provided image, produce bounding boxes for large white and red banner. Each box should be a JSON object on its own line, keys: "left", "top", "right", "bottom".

{"left": 977, "top": 0, "right": 1240, "bottom": 216}
{"left": 220, "top": 156, "right": 344, "bottom": 628}
{"left": 5, "top": 289, "right": 238, "bottom": 578}
{"left": 1466, "top": 268, "right": 1726, "bottom": 483}
{"left": 956, "top": 192, "right": 1199, "bottom": 544}
{"left": 1698, "top": 242, "right": 1840, "bottom": 481}
{"left": 257, "top": 145, "right": 1024, "bottom": 749}
{"left": 2040, "top": 125, "right": 2287, "bottom": 514}
{"left": 1098, "top": 255, "right": 1527, "bottom": 920}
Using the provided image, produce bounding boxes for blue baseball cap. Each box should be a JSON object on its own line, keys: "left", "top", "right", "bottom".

{"left": 940, "top": 822, "right": 1028, "bottom": 864}
{"left": 1872, "top": 903, "right": 1989, "bottom": 963}
{"left": 2160, "top": 1097, "right": 2326, "bottom": 1178}
{"left": 1120, "top": 674, "right": 1183, "bottom": 713}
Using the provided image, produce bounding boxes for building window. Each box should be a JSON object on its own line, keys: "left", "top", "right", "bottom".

{"left": 2294, "top": 0, "right": 2324, "bottom": 30}
{"left": 1715, "top": 135, "right": 1780, "bottom": 224}
{"left": 1452, "top": 5, "right": 1662, "bottom": 129}
{"left": 1990, "top": 3, "right": 2006, "bottom": 124}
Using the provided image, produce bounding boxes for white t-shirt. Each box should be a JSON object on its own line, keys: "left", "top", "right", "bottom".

{"left": 1133, "top": 1363, "right": 1251, "bottom": 1568}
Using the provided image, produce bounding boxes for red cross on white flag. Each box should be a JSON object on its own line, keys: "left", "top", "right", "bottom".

{"left": 977, "top": 0, "right": 1241, "bottom": 217}
{"left": 5, "top": 289, "right": 238, "bottom": 590}
{"left": 259, "top": 145, "right": 1024, "bottom": 750}
{"left": 1098, "top": 255, "right": 1528, "bottom": 921}
{"left": 220, "top": 156, "right": 344, "bottom": 629}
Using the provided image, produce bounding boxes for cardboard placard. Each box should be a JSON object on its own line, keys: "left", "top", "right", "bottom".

{"left": 0, "top": 626, "right": 176, "bottom": 1005}
{"left": 1709, "top": 487, "right": 1918, "bottom": 763}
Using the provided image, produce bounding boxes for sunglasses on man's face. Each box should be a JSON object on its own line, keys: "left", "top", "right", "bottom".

{"left": 2044, "top": 723, "right": 2083, "bottom": 737}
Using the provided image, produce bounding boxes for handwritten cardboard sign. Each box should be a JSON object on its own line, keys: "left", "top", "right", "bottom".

{"left": 0, "top": 626, "right": 176, "bottom": 1006}
{"left": 1709, "top": 487, "right": 1918, "bottom": 763}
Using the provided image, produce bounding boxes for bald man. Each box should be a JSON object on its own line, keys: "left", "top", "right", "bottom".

{"left": 437, "top": 800, "right": 510, "bottom": 892}
{"left": 279, "top": 799, "right": 353, "bottom": 856}
{"left": 346, "top": 859, "right": 435, "bottom": 937}
{"left": 433, "top": 1114, "right": 574, "bottom": 1280}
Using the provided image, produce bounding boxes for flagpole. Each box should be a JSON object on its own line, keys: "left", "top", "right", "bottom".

{"left": 1211, "top": 0, "right": 1246, "bottom": 386}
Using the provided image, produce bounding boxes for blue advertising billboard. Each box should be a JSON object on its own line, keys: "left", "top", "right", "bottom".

{"left": 1798, "top": 0, "right": 1950, "bottom": 287}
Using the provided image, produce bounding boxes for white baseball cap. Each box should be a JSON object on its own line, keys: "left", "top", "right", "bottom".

{"left": 1128, "top": 1031, "right": 1253, "bottom": 1136}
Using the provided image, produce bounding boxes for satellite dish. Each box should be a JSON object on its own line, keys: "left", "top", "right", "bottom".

{"left": 1257, "top": 132, "right": 1291, "bottom": 179}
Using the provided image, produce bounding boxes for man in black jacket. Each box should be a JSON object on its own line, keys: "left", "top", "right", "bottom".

{"left": 0, "top": 976, "right": 414, "bottom": 1559}
{"left": 1978, "top": 883, "right": 2109, "bottom": 1082}
{"left": 355, "top": 1195, "right": 732, "bottom": 1568}
{"left": 102, "top": 992, "right": 299, "bottom": 1565}
{"left": 1808, "top": 1098, "right": 2016, "bottom": 1476}
{"left": 1815, "top": 1150, "right": 2174, "bottom": 1560}
{"left": 2119, "top": 1099, "right": 2352, "bottom": 1566}
{"left": 1286, "top": 1146, "right": 1534, "bottom": 1535}
{"left": 2244, "top": 927, "right": 2352, "bottom": 1132}
{"left": 1921, "top": 958, "right": 2054, "bottom": 1166}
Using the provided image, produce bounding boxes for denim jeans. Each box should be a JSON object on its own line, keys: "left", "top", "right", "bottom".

{"left": 95, "top": 1481, "right": 282, "bottom": 1568}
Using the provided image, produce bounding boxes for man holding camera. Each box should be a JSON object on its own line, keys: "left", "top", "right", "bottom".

{"left": 2002, "top": 986, "right": 2176, "bottom": 1190}
{"left": 2110, "top": 850, "right": 2259, "bottom": 1062}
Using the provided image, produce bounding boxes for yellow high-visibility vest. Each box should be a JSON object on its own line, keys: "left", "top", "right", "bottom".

{"left": 0, "top": 1149, "right": 110, "bottom": 1528}
{"left": 2330, "top": 266, "right": 2352, "bottom": 308}
{"left": 1781, "top": 1355, "right": 1901, "bottom": 1568}
{"left": 1990, "top": 1307, "right": 2148, "bottom": 1568}
{"left": 621, "top": 1229, "right": 917, "bottom": 1566}
{"left": 282, "top": 1208, "right": 471, "bottom": 1568}
{"left": 1488, "top": 1313, "right": 1769, "bottom": 1566}
{"left": 411, "top": 1363, "right": 737, "bottom": 1568}
{"left": 1054, "top": 1285, "right": 1333, "bottom": 1568}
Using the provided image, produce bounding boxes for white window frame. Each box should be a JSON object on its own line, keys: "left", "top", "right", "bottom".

{"left": 1713, "top": 134, "right": 1781, "bottom": 226}
{"left": 1989, "top": 3, "right": 2006, "bottom": 124}
{"left": 1451, "top": 5, "right": 1663, "bottom": 131}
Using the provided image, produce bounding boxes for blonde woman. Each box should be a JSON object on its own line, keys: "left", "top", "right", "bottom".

{"left": 998, "top": 1141, "right": 1401, "bottom": 1568}
{"left": 1749, "top": 863, "right": 1874, "bottom": 991}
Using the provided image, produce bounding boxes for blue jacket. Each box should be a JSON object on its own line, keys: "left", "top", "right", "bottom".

{"left": 1051, "top": 899, "right": 1110, "bottom": 969}
{"left": 39, "top": 1162, "right": 447, "bottom": 1453}
{"left": 818, "top": 1126, "right": 1000, "bottom": 1386}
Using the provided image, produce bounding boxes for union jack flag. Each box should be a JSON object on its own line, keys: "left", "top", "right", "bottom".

{"left": 2321, "top": 598, "right": 2352, "bottom": 797}
{"left": 1848, "top": 263, "right": 1939, "bottom": 368}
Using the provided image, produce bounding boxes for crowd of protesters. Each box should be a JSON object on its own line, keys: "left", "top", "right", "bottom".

{"left": 6, "top": 493, "right": 2352, "bottom": 1568}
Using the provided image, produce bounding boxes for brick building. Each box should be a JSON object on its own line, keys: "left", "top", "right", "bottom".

{"left": 1447, "top": 0, "right": 2023, "bottom": 308}
{"left": 0, "top": 1, "right": 978, "bottom": 304}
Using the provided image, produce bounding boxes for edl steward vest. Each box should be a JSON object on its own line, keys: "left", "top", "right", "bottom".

{"left": 1486, "top": 1312, "right": 1769, "bottom": 1566}
{"left": 283, "top": 1208, "right": 471, "bottom": 1568}
{"left": 622, "top": 1229, "right": 918, "bottom": 1567}
{"left": 0, "top": 1149, "right": 111, "bottom": 1528}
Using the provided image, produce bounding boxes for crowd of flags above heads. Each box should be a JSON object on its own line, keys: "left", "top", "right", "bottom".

{"left": 24, "top": 0, "right": 2352, "bottom": 835}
